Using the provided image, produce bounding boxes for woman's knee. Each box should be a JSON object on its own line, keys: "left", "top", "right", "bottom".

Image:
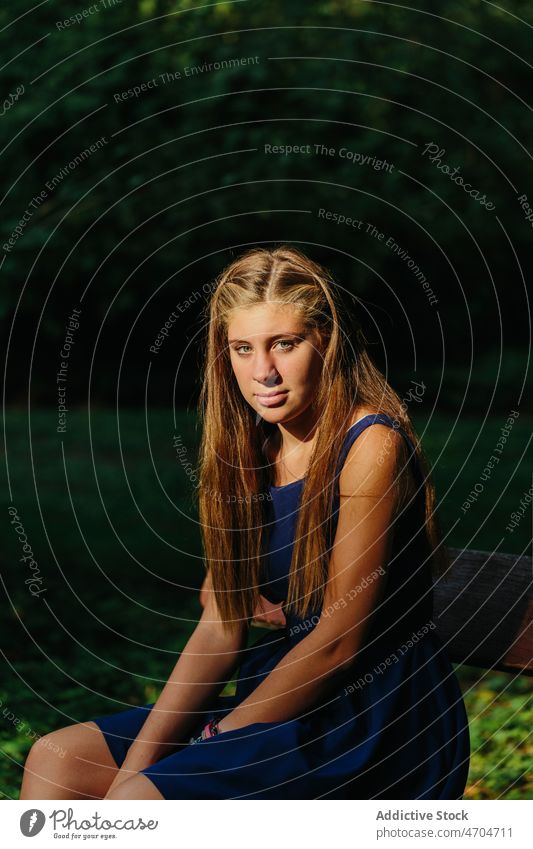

{"left": 22, "top": 721, "right": 117, "bottom": 799}
{"left": 106, "top": 774, "right": 164, "bottom": 800}
{"left": 21, "top": 728, "right": 76, "bottom": 799}
{"left": 25, "top": 728, "right": 70, "bottom": 772}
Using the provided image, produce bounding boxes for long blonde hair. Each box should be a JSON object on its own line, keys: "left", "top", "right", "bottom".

{"left": 196, "top": 245, "right": 447, "bottom": 633}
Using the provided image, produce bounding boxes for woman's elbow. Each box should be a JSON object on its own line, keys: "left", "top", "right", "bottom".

{"left": 196, "top": 617, "right": 247, "bottom": 656}
{"left": 310, "top": 630, "right": 360, "bottom": 677}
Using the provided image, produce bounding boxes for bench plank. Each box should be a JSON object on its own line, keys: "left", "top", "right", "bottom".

{"left": 435, "top": 548, "right": 532, "bottom": 676}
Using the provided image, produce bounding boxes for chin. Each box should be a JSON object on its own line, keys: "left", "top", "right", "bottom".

{"left": 254, "top": 405, "right": 290, "bottom": 420}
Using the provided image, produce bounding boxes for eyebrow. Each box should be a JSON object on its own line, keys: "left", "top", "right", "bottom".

{"left": 228, "top": 332, "right": 307, "bottom": 344}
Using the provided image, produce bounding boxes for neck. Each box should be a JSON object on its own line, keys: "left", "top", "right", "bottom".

{"left": 273, "top": 405, "right": 321, "bottom": 456}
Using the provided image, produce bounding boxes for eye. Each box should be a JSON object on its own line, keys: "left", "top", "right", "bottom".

{"left": 275, "top": 339, "right": 296, "bottom": 352}
{"left": 233, "top": 339, "right": 298, "bottom": 356}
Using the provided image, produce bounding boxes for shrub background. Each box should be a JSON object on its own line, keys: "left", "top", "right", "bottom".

{"left": 1, "top": 1, "right": 531, "bottom": 799}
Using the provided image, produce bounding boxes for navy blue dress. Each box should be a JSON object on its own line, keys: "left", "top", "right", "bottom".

{"left": 91, "top": 413, "right": 470, "bottom": 799}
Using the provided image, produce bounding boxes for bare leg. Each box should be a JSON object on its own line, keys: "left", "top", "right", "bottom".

{"left": 105, "top": 773, "right": 164, "bottom": 800}
{"left": 20, "top": 721, "right": 119, "bottom": 800}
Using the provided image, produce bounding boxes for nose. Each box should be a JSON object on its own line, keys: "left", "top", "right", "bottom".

{"left": 254, "top": 363, "right": 280, "bottom": 388}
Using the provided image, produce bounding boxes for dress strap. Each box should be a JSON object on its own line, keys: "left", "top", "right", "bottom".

{"left": 335, "top": 413, "right": 424, "bottom": 488}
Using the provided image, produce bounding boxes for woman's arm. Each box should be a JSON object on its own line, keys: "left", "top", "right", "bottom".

{"left": 200, "top": 577, "right": 286, "bottom": 629}
{"left": 217, "top": 425, "right": 405, "bottom": 732}
{"left": 105, "top": 572, "right": 248, "bottom": 794}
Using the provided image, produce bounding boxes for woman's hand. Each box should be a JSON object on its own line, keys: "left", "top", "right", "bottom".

{"left": 199, "top": 577, "right": 286, "bottom": 629}
{"left": 250, "top": 595, "right": 286, "bottom": 628}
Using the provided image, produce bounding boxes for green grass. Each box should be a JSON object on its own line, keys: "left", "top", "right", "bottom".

{"left": 455, "top": 666, "right": 533, "bottom": 799}
{"left": 1, "top": 408, "right": 531, "bottom": 799}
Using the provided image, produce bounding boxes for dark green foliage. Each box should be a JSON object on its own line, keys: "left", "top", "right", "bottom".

{"left": 0, "top": 1, "right": 531, "bottom": 407}
{"left": 1, "top": 0, "right": 531, "bottom": 800}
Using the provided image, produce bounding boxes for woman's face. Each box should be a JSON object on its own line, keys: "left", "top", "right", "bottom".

{"left": 227, "top": 302, "right": 325, "bottom": 423}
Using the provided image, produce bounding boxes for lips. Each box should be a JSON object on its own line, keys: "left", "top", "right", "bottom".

{"left": 255, "top": 390, "right": 288, "bottom": 406}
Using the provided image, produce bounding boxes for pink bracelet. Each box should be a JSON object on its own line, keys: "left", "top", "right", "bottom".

{"left": 203, "top": 718, "right": 220, "bottom": 738}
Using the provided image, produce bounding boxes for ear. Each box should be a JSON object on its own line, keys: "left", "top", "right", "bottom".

{"left": 313, "top": 329, "right": 328, "bottom": 357}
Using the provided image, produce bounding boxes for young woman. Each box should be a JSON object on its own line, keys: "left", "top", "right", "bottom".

{"left": 20, "top": 245, "right": 470, "bottom": 800}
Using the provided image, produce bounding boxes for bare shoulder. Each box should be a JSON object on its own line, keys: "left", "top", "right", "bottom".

{"left": 339, "top": 417, "right": 404, "bottom": 497}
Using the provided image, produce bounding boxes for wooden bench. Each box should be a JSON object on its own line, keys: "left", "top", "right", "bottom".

{"left": 200, "top": 547, "right": 533, "bottom": 676}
